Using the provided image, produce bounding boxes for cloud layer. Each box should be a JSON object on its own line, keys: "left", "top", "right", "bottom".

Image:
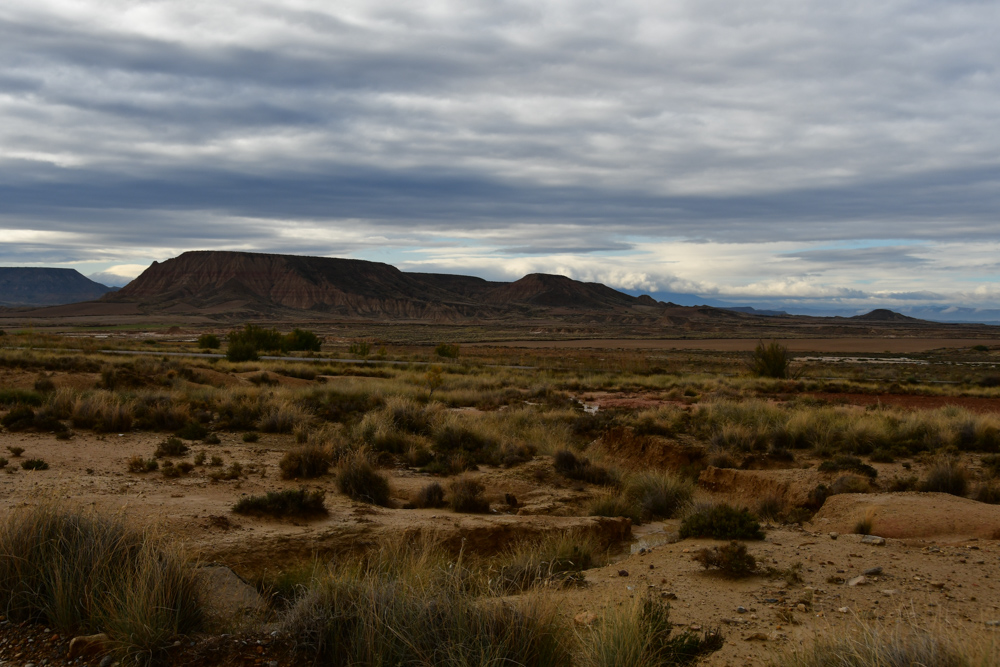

{"left": 1, "top": 1, "right": 998, "bottom": 313}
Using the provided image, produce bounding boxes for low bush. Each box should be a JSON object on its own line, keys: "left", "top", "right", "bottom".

{"left": 197, "top": 333, "right": 220, "bottom": 349}
{"left": 242, "top": 431, "right": 260, "bottom": 443}
{"left": 553, "top": 449, "right": 615, "bottom": 485}
{"left": 7, "top": 445, "right": 25, "bottom": 457}
{"left": 0, "top": 457, "right": 7, "bottom": 469}
{"left": 449, "top": 476, "right": 490, "bottom": 513}
{"left": 679, "top": 503, "right": 764, "bottom": 540}
{"left": 829, "top": 474, "right": 873, "bottom": 495}
{"left": 919, "top": 460, "right": 969, "bottom": 496}
{"left": 21, "top": 458, "right": 48, "bottom": 471}
{"left": 410, "top": 482, "right": 446, "bottom": 508}
{"left": 0, "top": 388, "right": 42, "bottom": 407}
{"left": 0, "top": 506, "right": 202, "bottom": 661}
{"left": 126, "top": 456, "right": 159, "bottom": 473}
{"left": 337, "top": 452, "right": 392, "bottom": 506}
{"left": 175, "top": 421, "right": 209, "bottom": 440}
{"left": 692, "top": 541, "right": 759, "bottom": 578}
{"left": 435, "top": 343, "right": 461, "bottom": 358}
{"left": 154, "top": 437, "right": 189, "bottom": 458}
{"left": 973, "top": 482, "right": 1000, "bottom": 504}
{"left": 233, "top": 489, "right": 327, "bottom": 519}
{"left": 579, "top": 595, "right": 723, "bottom": 667}
{"left": 280, "top": 444, "right": 332, "bottom": 480}
{"left": 208, "top": 462, "right": 243, "bottom": 481}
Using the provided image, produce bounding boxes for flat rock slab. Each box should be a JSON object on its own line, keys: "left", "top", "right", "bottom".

{"left": 811, "top": 492, "right": 1000, "bottom": 539}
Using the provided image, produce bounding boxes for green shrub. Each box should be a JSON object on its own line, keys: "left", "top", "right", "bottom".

{"left": 233, "top": 489, "right": 327, "bottom": 519}
{"left": 0, "top": 388, "right": 43, "bottom": 408}
{"left": 225, "top": 340, "right": 259, "bottom": 362}
{"left": 448, "top": 476, "right": 490, "bottom": 513}
{"left": 175, "top": 421, "right": 208, "bottom": 440}
{"left": 154, "top": 437, "right": 189, "bottom": 458}
{"left": 33, "top": 375, "right": 56, "bottom": 393}
{"left": 829, "top": 474, "right": 873, "bottom": 495}
{"left": 919, "top": 460, "right": 969, "bottom": 496}
{"left": 679, "top": 504, "right": 764, "bottom": 540}
{"left": 21, "top": 458, "right": 48, "bottom": 471}
{"left": 0, "top": 506, "right": 202, "bottom": 660}
{"left": 196, "top": 333, "right": 220, "bottom": 349}
{"left": 7, "top": 445, "right": 24, "bottom": 457}
{"left": 1, "top": 405, "right": 37, "bottom": 431}
{"left": 0, "top": 457, "right": 6, "bottom": 469}
{"left": 285, "top": 328, "right": 322, "bottom": 352}
{"left": 435, "top": 343, "right": 461, "bottom": 358}
{"left": 280, "top": 445, "right": 332, "bottom": 480}
{"left": 692, "top": 541, "right": 759, "bottom": 578}
{"left": 746, "top": 340, "right": 791, "bottom": 379}
{"left": 242, "top": 431, "right": 260, "bottom": 443}
{"left": 208, "top": 462, "right": 243, "bottom": 481}
{"left": 337, "top": 452, "right": 392, "bottom": 506}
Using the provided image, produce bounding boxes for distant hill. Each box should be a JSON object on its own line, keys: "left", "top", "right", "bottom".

{"left": 103, "top": 250, "right": 685, "bottom": 322}
{"left": 722, "top": 306, "right": 790, "bottom": 317}
{"left": 0, "top": 268, "right": 115, "bottom": 306}
{"left": 851, "top": 308, "right": 920, "bottom": 323}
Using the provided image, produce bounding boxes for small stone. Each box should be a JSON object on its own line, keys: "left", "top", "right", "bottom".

{"left": 68, "top": 633, "right": 111, "bottom": 660}
{"left": 864, "top": 566, "right": 883, "bottom": 576}
{"left": 744, "top": 632, "right": 769, "bottom": 641}
{"left": 100, "top": 656, "right": 114, "bottom": 667}
{"left": 661, "top": 592, "right": 678, "bottom": 600}
{"left": 763, "top": 598, "right": 779, "bottom": 603}
{"left": 838, "top": 606, "right": 850, "bottom": 613}
{"left": 829, "top": 532, "right": 839, "bottom": 540}
{"left": 985, "top": 620, "right": 1000, "bottom": 627}
{"left": 861, "top": 535, "right": 886, "bottom": 546}
{"left": 269, "top": 662, "right": 279, "bottom": 667}
{"left": 881, "top": 589, "right": 898, "bottom": 596}
{"left": 847, "top": 575, "right": 867, "bottom": 587}
{"left": 618, "top": 569, "right": 629, "bottom": 577}
{"left": 737, "top": 606, "right": 747, "bottom": 614}
{"left": 690, "top": 624, "right": 701, "bottom": 631}
{"left": 574, "top": 611, "right": 598, "bottom": 626}
{"left": 930, "top": 582, "right": 946, "bottom": 589}
{"left": 796, "top": 603, "right": 807, "bottom": 612}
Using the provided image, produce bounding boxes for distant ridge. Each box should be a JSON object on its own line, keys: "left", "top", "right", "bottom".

{"left": 0, "top": 268, "right": 114, "bottom": 306}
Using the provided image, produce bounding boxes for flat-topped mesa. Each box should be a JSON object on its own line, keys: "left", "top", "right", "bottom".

{"left": 104, "top": 250, "right": 668, "bottom": 320}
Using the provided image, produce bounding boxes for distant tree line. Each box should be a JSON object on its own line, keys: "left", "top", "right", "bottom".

{"left": 214, "top": 324, "right": 322, "bottom": 361}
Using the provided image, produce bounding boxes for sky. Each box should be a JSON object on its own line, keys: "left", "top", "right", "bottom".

{"left": 1, "top": 1, "right": 999, "bottom": 318}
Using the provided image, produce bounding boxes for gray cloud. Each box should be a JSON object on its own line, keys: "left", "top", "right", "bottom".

{"left": 1, "top": 1, "right": 999, "bottom": 310}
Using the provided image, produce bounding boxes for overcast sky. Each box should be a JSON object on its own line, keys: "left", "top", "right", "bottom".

{"left": 1, "top": 0, "right": 998, "bottom": 314}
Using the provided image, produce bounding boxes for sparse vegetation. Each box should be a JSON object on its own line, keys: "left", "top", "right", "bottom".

{"left": 280, "top": 444, "right": 333, "bottom": 479}
{"left": 919, "top": 459, "right": 970, "bottom": 496}
{"left": 449, "top": 476, "right": 490, "bottom": 513}
{"left": 554, "top": 449, "right": 615, "bottom": 485}
{"left": 21, "top": 458, "right": 49, "bottom": 471}
{"left": 679, "top": 503, "right": 764, "bottom": 540}
{"left": 336, "top": 451, "right": 392, "bottom": 506}
{"left": 197, "top": 333, "right": 221, "bottom": 349}
{"left": 233, "top": 488, "right": 328, "bottom": 519}
{"left": 747, "top": 340, "right": 792, "bottom": 379}
{"left": 410, "top": 481, "right": 446, "bottom": 508}
{"left": 154, "top": 436, "right": 189, "bottom": 458}
{"left": 692, "top": 541, "right": 759, "bottom": 578}
{"left": 0, "top": 506, "right": 202, "bottom": 661}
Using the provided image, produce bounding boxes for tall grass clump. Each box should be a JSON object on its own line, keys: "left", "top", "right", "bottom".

{"left": 0, "top": 506, "right": 202, "bottom": 661}
{"left": 497, "top": 532, "right": 600, "bottom": 592}
{"left": 746, "top": 340, "right": 792, "bottom": 379}
{"left": 336, "top": 451, "right": 392, "bottom": 506}
{"left": 623, "top": 471, "right": 693, "bottom": 521}
{"left": 578, "top": 596, "right": 722, "bottom": 667}
{"left": 773, "top": 622, "right": 989, "bottom": 667}
{"left": 919, "top": 459, "right": 970, "bottom": 496}
{"left": 281, "top": 540, "right": 572, "bottom": 667}
{"left": 280, "top": 444, "right": 333, "bottom": 479}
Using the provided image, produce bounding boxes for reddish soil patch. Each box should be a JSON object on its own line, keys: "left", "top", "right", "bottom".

{"left": 807, "top": 392, "right": 1000, "bottom": 414}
